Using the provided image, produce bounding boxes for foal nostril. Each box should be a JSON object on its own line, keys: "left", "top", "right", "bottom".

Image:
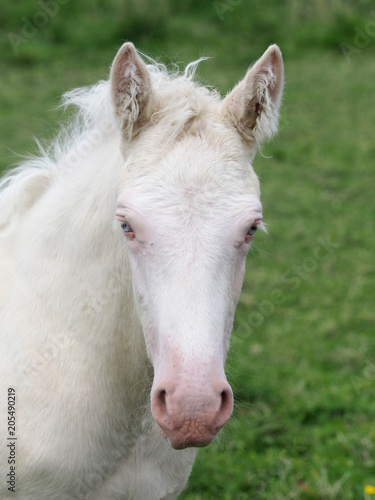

{"left": 220, "top": 388, "right": 230, "bottom": 408}
{"left": 157, "top": 389, "right": 166, "bottom": 407}
{"left": 151, "top": 387, "right": 170, "bottom": 424}
{"left": 215, "top": 385, "right": 234, "bottom": 429}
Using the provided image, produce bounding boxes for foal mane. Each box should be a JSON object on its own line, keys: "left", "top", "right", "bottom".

{"left": 0, "top": 53, "right": 218, "bottom": 231}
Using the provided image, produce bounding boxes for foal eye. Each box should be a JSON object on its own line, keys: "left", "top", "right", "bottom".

{"left": 247, "top": 225, "right": 258, "bottom": 236}
{"left": 121, "top": 222, "right": 133, "bottom": 234}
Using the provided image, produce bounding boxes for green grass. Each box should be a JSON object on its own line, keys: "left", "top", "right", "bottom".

{"left": 1, "top": 1, "right": 374, "bottom": 498}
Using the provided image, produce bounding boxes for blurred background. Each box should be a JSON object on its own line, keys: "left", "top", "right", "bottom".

{"left": 1, "top": 1, "right": 374, "bottom": 498}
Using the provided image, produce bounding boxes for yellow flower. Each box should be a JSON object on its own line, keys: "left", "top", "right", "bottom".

{"left": 365, "top": 485, "right": 375, "bottom": 494}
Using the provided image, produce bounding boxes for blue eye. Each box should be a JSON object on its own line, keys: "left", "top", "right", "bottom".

{"left": 121, "top": 222, "right": 133, "bottom": 234}
{"left": 247, "top": 225, "right": 258, "bottom": 236}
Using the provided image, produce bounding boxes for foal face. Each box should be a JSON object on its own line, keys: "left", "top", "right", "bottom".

{"left": 116, "top": 131, "right": 262, "bottom": 448}
{"left": 111, "top": 40, "right": 283, "bottom": 448}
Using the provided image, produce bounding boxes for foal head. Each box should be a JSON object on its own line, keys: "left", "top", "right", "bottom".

{"left": 112, "top": 43, "right": 283, "bottom": 448}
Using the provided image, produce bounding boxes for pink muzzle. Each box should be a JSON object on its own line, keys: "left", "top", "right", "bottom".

{"left": 151, "top": 362, "right": 233, "bottom": 449}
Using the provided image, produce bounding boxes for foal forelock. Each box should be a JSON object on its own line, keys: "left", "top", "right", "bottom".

{"left": 63, "top": 56, "right": 222, "bottom": 161}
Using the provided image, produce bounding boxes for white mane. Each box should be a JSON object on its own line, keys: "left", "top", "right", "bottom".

{"left": 0, "top": 56, "right": 218, "bottom": 232}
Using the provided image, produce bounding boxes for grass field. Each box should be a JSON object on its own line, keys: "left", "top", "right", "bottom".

{"left": 1, "top": 1, "right": 374, "bottom": 498}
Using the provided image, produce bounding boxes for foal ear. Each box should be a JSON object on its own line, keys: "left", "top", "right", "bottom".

{"left": 222, "top": 44, "right": 284, "bottom": 143}
{"left": 110, "top": 42, "right": 154, "bottom": 138}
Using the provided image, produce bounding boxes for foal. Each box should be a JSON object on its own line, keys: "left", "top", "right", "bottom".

{"left": 0, "top": 42, "right": 283, "bottom": 499}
